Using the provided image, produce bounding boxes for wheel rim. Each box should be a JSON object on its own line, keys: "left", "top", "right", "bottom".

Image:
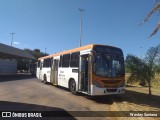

{"left": 70, "top": 81, "right": 76, "bottom": 92}
{"left": 44, "top": 75, "right": 47, "bottom": 83}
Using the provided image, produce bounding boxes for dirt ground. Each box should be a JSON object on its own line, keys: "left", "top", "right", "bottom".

{"left": 111, "top": 86, "right": 160, "bottom": 120}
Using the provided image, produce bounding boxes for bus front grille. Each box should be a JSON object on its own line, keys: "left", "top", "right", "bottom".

{"left": 101, "top": 80, "right": 121, "bottom": 84}
{"left": 106, "top": 89, "right": 117, "bottom": 92}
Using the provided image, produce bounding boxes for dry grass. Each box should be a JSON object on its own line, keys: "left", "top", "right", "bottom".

{"left": 152, "top": 74, "right": 160, "bottom": 90}
{"left": 125, "top": 73, "right": 160, "bottom": 90}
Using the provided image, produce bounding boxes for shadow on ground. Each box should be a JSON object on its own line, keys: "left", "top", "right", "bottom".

{"left": 84, "top": 89, "right": 160, "bottom": 109}
{"left": 0, "top": 101, "right": 76, "bottom": 120}
{"left": 85, "top": 95, "right": 114, "bottom": 105}
{"left": 50, "top": 84, "right": 160, "bottom": 109}
{"left": 0, "top": 74, "right": 36, "bottom": 82}
{"left": 114, "top": 89, "right": 160, "bottom": 109}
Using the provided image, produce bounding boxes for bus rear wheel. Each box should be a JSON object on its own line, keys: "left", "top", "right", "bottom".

{"left": 70, "top": 80, "right": 77, "bottom": 95}
{"left": 43, "top": 75, "right": 47, "bottom": 84}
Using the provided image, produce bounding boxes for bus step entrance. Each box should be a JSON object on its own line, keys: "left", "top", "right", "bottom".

{"left": 81, "top": 78, "right": 88, "bottom": 91}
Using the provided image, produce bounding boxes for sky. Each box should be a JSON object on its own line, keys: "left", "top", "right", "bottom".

{"left": 0, "top": 0, "right": 160, "bottom": 59}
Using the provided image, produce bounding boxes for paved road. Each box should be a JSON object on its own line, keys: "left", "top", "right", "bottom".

{"left": 0, "top": 75, "right": 119, "bottom": 120}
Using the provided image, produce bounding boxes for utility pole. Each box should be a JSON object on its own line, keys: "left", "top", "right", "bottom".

{"left": 78, "top": 8, "right": 85, "bottom": 47}
{"left": 11, "top": 33, "right": 15, "bottom": 47}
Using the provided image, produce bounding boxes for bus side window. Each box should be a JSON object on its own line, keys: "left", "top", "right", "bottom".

{"left": 43, "top": 59, "right": 45, "bottom": 67}
{"left": 46, "top": 58, "right": 51, "bottom": 68}
{"left": 62, "top": 54, "right": 70, "bottom": 68}
{"left": 59, "top": 55, "right": 62, "bottom": 67}
{"left": 40, "top": 61, "right": 42, "bottom": 70}
{"left": 70, "top": 52, "right": 80, "bottom": 67}
{"left": 37, "top": 60, "right": 40, "bottom": 68}
{"left": 51, "top": 57, "right": 53, "bottom": 67}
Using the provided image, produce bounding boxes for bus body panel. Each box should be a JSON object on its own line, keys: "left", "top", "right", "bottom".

{"left": 58, "top": 67, "right": 79, "bottom": 89}
{"left": 90, "top": 85, "right": 125, "bottom": 96}
{"left": 42, "top": 67, "right": 51, "bottom": 82}
{"left": 36, "top": 68, "right": 40, "bottom": 78}
{"left": 58, "top": 68, "right": 72, "bottom": 88}
{"left": 80, "top": 49, "right": 91, "bottom": 55}
{"left": 36, "top": 44, "right": 125, "bottom": 96}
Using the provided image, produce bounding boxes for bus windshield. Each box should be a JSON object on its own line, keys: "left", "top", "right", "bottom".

{"left": 93, "top": 54, "right": 124, "bottom": 78}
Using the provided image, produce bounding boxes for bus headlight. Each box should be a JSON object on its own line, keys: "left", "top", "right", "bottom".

{"left": 93, "top": 80, "right": 104, "bottom": 88}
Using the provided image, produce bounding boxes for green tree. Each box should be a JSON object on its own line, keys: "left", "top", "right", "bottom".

{"left": 17, "top": 48, "right": 48, "bottom": 71}
{"left": 24, "top": 48, "right": 47, "bottom": 59}
{"left": 126, "top": 45, "right": 160, "bottom": 97}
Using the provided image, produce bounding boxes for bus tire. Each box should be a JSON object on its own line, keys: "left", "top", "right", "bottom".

{"left": 43, "top": 74, "right": 47, "bottom": 84}
{"left": 69, "top": 79, "right": 77, "bottom": 95}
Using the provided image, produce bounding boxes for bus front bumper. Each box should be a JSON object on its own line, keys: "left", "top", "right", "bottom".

{"left": 90, "top": 85, "right": 125, "bottom": 96}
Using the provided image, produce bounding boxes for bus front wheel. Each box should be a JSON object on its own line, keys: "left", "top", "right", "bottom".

{"left": 70, "top": 80, "right": 77, "bottom": 95}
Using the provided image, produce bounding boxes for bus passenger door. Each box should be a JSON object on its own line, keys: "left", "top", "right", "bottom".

{"left": 50, "top": 59, "right": 58, "bottom": 85}
{"left": 79, "top": 54, "right": 90, "bottom": 93}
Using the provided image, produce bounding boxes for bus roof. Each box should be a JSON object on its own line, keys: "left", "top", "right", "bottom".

{"left": 38, "top": 44, "right": 121, "bottom": 60}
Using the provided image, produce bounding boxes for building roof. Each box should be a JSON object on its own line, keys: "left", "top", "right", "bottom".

{"left": 0, "top": 43, "right": 35, "bottom": 59}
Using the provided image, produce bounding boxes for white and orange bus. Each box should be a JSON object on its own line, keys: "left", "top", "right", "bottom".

{"left": 36, "top": 44, "right": 125, "bottom": 96}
